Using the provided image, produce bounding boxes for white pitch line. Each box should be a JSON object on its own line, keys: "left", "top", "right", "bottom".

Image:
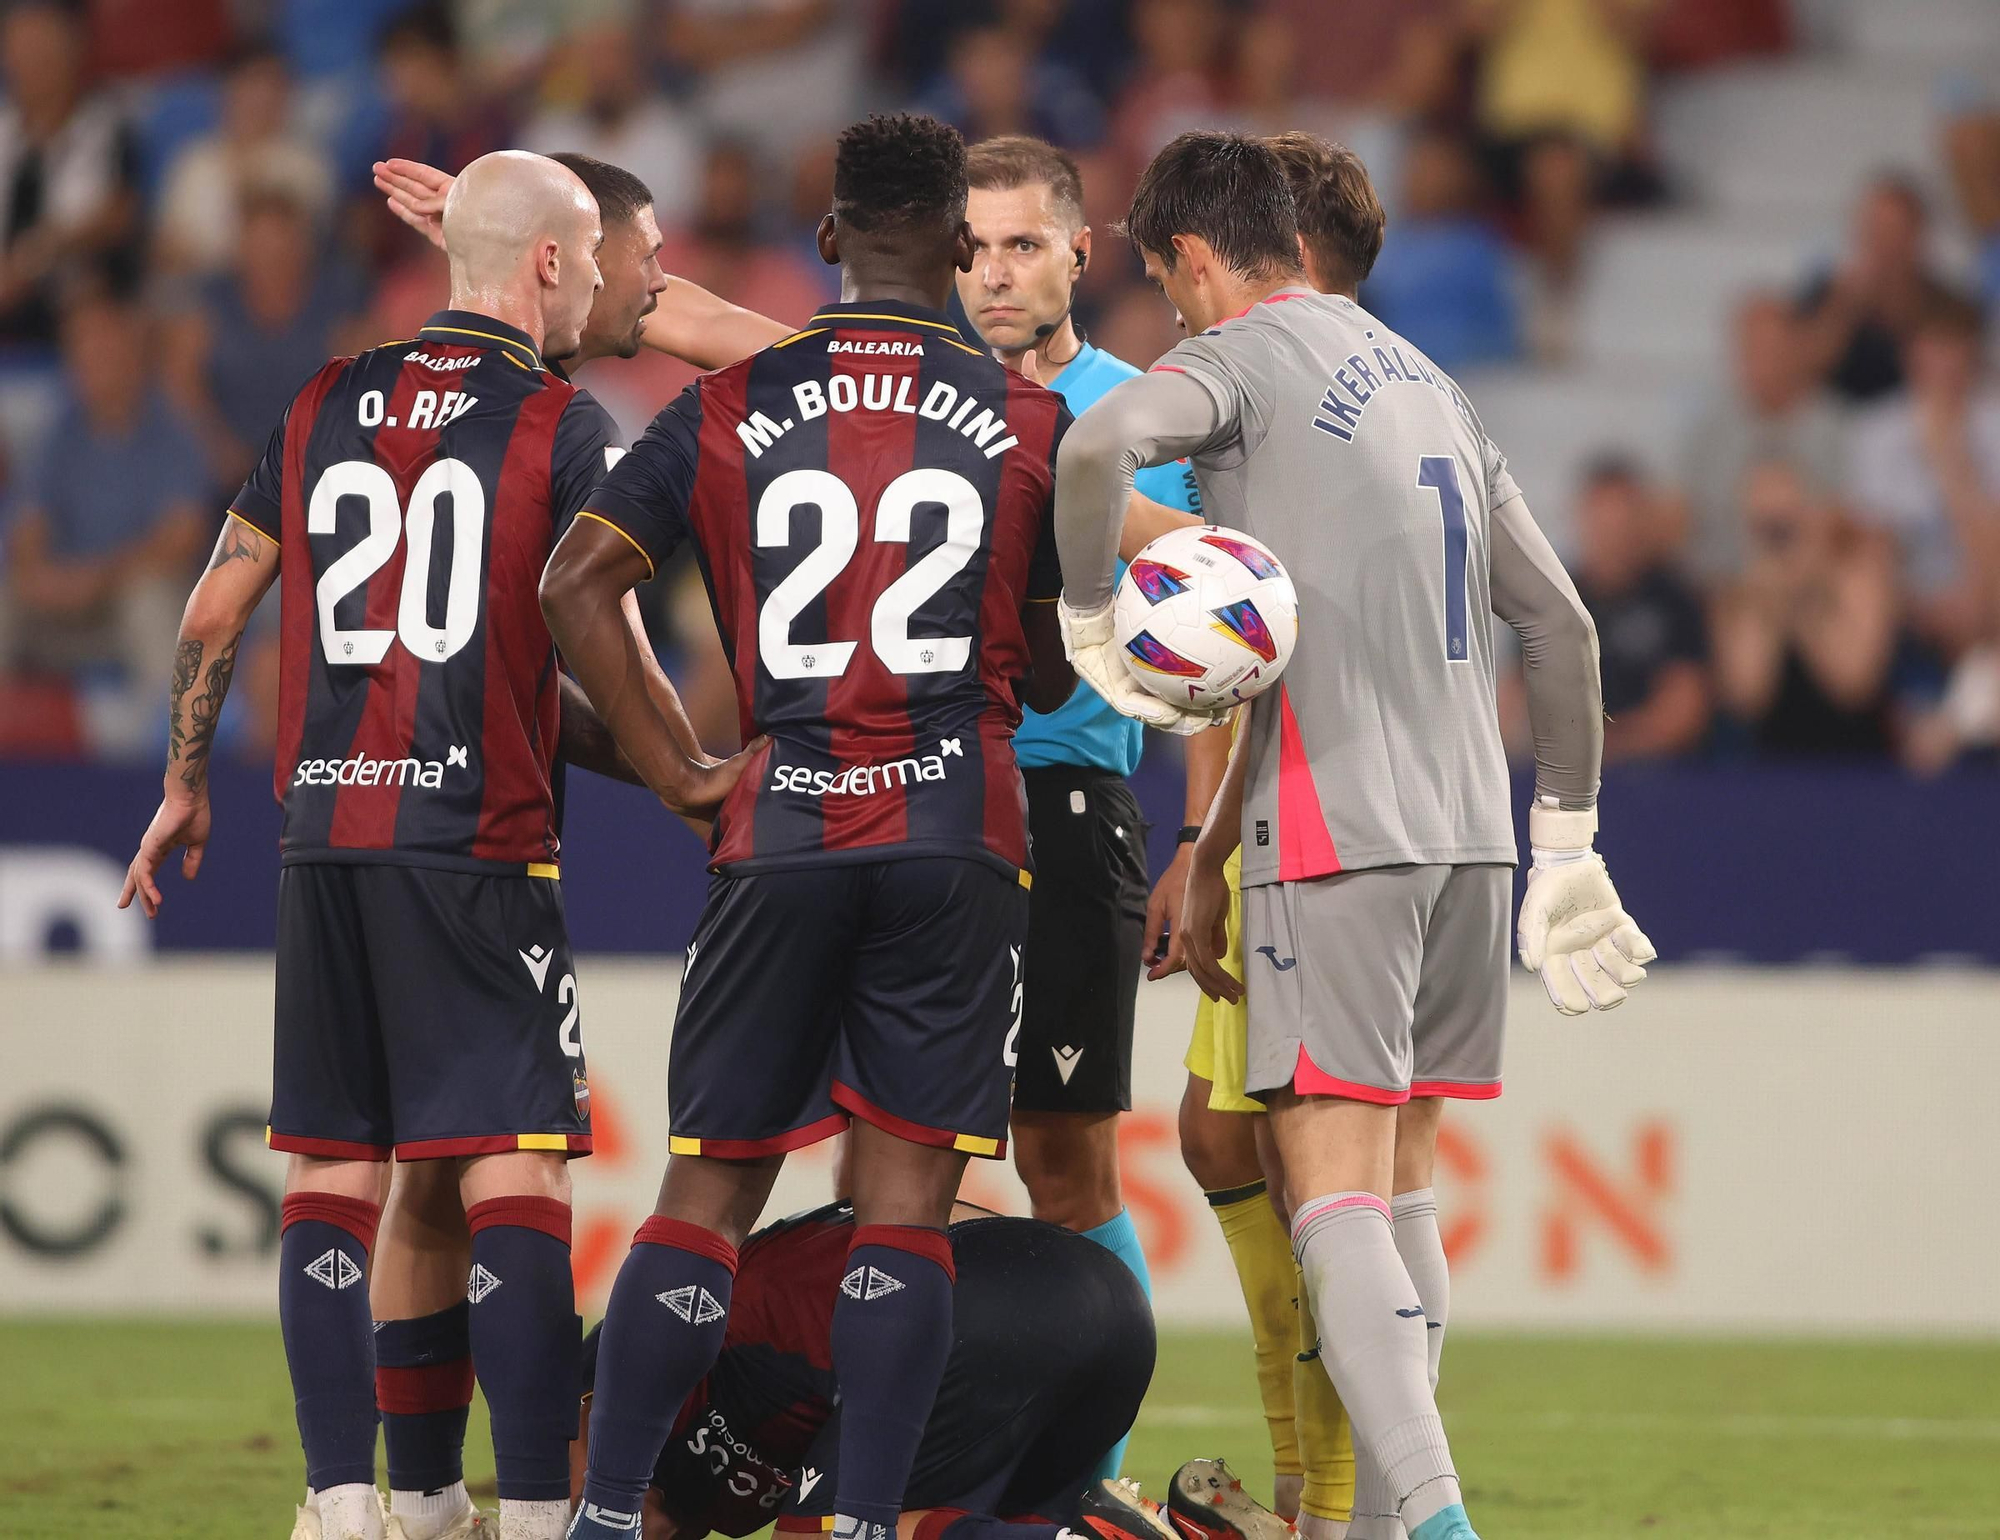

{"left": 1140, "top": 1406, "right": 2000, "bottom": 1442}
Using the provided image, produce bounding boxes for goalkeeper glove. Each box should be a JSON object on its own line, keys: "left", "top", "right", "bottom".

{"left": 1058, "top": 598, "right": 1222, "bottom": 737}
{"left": 1517, "top": 801, "right": 1657, "bottom": 1015}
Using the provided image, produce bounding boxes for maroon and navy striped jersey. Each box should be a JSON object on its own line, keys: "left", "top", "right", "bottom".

{"left": 230, "top": 310, "right": 620, "bottom": 875}
{"left": 583, "top": 299, "right": 1071, "bottom": 878}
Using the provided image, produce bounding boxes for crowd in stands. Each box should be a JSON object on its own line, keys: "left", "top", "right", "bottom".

{"left": 0, "top": 0, "right": 1994, "bottom": 775}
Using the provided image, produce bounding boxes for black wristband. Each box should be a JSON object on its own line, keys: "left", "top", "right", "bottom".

{"left": 1176, "top": 824, "right": 1203, "bottom": 845}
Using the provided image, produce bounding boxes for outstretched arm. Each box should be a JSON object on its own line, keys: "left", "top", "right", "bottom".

{"left": 640, "top": 278, "right": 793, "bottom": 370}
{"left": 120, "top": 517, "right": 280, "bottom": 916}
{"left": 374, "top": 157, "right": 791, "bottom": 368}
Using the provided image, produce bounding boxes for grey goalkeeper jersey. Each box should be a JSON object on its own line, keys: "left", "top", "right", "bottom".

{"left": 1161, "top": 289, "right": 1532, "bottom": 886}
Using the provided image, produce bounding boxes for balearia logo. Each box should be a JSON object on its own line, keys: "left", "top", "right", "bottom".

{"left": 770, "top": 737, "right": 963, "bottom": 798}
{"left": 292, "top": 746, "right": 470, "bottom": 790}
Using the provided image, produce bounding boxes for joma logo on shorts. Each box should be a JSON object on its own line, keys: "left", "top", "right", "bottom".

{"left": 769, "top": 739, "right": 962, "bottom": 798}
{"left": 291, "top": 747, "right": 469, "bottom": 789}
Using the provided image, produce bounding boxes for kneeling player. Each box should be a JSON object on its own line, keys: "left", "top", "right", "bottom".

{"left": 571, "top": 1204, "right": 1163, "bottom": 1540}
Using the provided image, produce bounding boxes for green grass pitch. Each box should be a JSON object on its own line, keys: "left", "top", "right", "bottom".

{"left": 2, "top": 1321, "right": 1997, "bottom": 1538}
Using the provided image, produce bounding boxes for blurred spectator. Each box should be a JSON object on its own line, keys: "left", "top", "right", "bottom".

{"left": 155, "top": 46, "right": 335, "bottom": 276}
{"left": 1, "top": 284, "right": 209, "bottom": 706}
{"left": 1850, "top": 291, "right": 2000, "bottom": 660}
{"left": 86, "top": 0, "right": 234, "bottom": 79}
{"left": 377, "top": 2, "right": 514, "bottom": 196}
{"left": 523, "top": 21, "right": 701, "bottom": 228}
{"left": 1260, "top": 0, "right": 1461, "bottom": 112}
{"left": 0, "top": 0, "right": 139, "bottom": 347}
{"left": 1644, "top": 0, "right": 1789, "bottom": 72}
{"left": 1090, "top": 281, "right": 1185, "bottom": 370}
{"left": 1468, "top": 0, "right": 1656, "bottom": 166}
{"left": 1568, "top": 457, "right": 1710, "bottom": 761}
{"left": 1109, "top": 0, "right": 1232, "bottom": 175}
{"left": 1362, "top": 127, "right": 1520, "bottom": 370}
{"left": 660, "top": 0, "right": 864, "bottom": 165}
{"left": 1796, "top": 174, "right": 1963, "bottom": 405}
{"left": 888, "top": 0, "right": 1130, "bottom": 101}
{"left": 1679, "top": 292, "right": 1848, "bottom": 583}
{"left": 915, "top": 23, "right": 1103, "bottom": 148}
{"left": 1942, "top": 96, "right": 2000, "bottom": 319}
{"left": 163, "top": 186, "right": 369, "bottom": 494}
{"left": 1712, "top": 461, "right": 1898, "bottom": 758}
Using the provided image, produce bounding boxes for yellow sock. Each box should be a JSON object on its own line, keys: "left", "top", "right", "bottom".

{"left": 1208, "top": 1180, "right": 1301, "bottom": 1479}
{"left": 1295, "top": 1259, "right": 1356, "bottom": 1522}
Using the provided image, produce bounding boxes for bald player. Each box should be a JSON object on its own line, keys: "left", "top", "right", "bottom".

{"left": 1053, "top": 132, "right": 1655, "bottom": 1540}
{"left": 120, "top": 150, "right": 751, "bottom": 1540}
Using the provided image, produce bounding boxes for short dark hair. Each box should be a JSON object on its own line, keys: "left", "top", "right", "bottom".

{"left": 1121, "top": 131, "right": 1301, "bottom": 279}
{"left": 833, "top": 113, "right": 967, "bottom": 236}
{"left": 965, "top": 134, "right": 1085, "bottom": 231}
{"left": 1265, "top": 132, "right": 1384, "bottom": 290}
{"left": 549, "top": 152, "right": 655, "bottom": 228}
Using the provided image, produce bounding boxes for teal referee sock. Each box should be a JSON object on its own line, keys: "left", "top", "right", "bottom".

{"left": 1080, "top": 1209, "right": 1152, "bottom": 1480}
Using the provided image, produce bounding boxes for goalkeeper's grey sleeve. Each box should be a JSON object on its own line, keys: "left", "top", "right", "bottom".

{"left": 1055, "top": 369, "right": 1222, "bottom": 611}
{"left": 1489, "top": 493, "right": 1603, "bottom": 811}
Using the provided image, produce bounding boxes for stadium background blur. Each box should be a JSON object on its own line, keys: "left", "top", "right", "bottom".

{"left": 2, "top": 1, "right": 1998, "bottom": 1536}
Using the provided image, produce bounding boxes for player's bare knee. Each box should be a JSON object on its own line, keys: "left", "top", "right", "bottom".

{"left": 458, "top": 1147, "right": 571, "bottom": 1207}
{"left": 1393, "top": 1096, "right": 1445, "bottom": 1195}
{"left": 1179, "top": 1081, "right": 1261, "bottom": 1192}
{"left": 284, "top": 1152, "right": 389, "bottom": 1203}
{"left": 655, "top": 1151, "right": 783, "bottom": 1249}
{"left": 849, "top": 1125, "right": 968, "bottom": 1230}
{"left": 1013, "top": 1111, "right": 1121, "bottom": 1229}
{"left": 384, "top": 1155, "right": 470, "bottom": 1237}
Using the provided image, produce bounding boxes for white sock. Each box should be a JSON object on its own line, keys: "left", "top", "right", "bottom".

{"left": 1292, "top": 1193, "right": 1461, "bottom": 1533}
{"left": 390, "top": 1482, "right": 471, "bottom": 1540}
{"left": 499, "top": 1497, "right": 572, "bottom": 1540}
{"left": 1347, "top": 1452, "right": 1404, "bottom": 1539}
{"left": 1295, "top": 1513, "right": 1351, "bottom": 1540}
{"left": 1391, "top": 1188, "right": 1448, "bottom": 1391}
{"left": 316, "top": 1483, "right": 386, "bottom": 1540}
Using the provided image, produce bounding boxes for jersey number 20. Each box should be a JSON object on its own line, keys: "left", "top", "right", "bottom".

{"left": 310, "top": 458, "right": 485, "bottom": 666}
{"left": 758, "top": 467, "right": 982, "bottom": 679}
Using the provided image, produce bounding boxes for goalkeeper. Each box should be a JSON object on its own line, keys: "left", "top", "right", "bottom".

{"left": 1054, "top": 131, "right": 1654, "bottom": 1540}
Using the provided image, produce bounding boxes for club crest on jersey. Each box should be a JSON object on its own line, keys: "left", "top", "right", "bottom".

{"left": 573, "top": 1068, "right": 591, "bottom": 1122}
{"left": 1124, "top": 631, "right": 1208, "bottom": 678}
{"left": 1127, "top": 558, "right": 1191, "bottom": 604}
{"left": 1199, "top": 532, "right": 1284, "bottom": 580}
{"left": 1209, "top": 598, "right": 1279, "bottom": 662}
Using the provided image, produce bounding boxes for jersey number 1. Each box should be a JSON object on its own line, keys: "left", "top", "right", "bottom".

{"left": 310, "top": 458, "right": 485, "bottom": 666}
{"left": 1416, "top": 455, "right": 1469, "bottom": 662}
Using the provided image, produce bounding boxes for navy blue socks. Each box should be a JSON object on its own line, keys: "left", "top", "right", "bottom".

{"left": 575, "top": 1217, "right": 739, "bottom": 1532}
{"left": 375, "top": 1300, "right": 474, "bottom": 1495}
{"left": 464, "top": 1196, "right": 579, "bottom": 1504}
{"left": 279, "top": 1191, "right": 381, "bottom": 1491}
{"left": 829, "top": 1224, "right": 957, "bottom": 1537}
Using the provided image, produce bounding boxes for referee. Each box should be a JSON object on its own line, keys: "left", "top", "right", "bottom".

{"left": 955, "top": 135, "right": 1201, "bottom": 1479}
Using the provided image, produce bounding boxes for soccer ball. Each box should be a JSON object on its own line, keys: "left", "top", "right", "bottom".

{"left": 1113, "top": 524, "right": 1298, "bottom": 709}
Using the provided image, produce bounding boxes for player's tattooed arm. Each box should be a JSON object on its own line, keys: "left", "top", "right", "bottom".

{"left": 120, "top": 517, "right": 280, "bottom": 918}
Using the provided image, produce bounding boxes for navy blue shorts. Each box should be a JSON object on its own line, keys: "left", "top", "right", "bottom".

{"left": 669, "top": 857, "right": 1028, "bottom": 1159}
{"left": 269, "top": 861, "right": 593, "bottom": 1161}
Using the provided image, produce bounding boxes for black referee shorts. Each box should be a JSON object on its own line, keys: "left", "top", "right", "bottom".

{"left": 1012, "top": 767, "right": 1149, "bottom": 1115}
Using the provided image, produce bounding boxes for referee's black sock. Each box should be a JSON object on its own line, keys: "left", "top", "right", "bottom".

{"left": 278, "top": 1192, "right": 381, "bottom": 1493}
{"left": 829, "top": 1224, "right": 957, "bottom": 1538}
